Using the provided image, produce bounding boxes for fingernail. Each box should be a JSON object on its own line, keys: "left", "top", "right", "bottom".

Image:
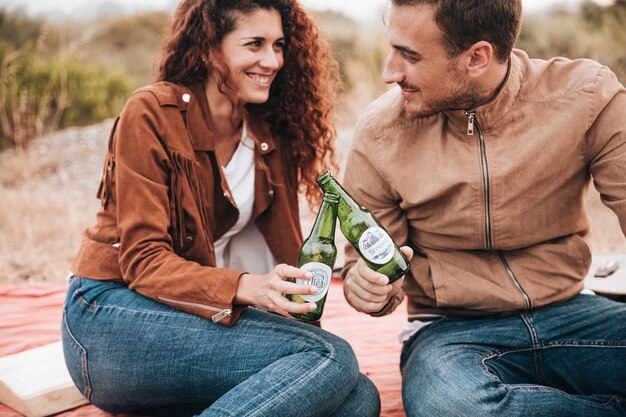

{"left": 305, "top": 272, "right": 313, "bottom": 278}
{"left": 309, "top": 303, "right": 317, "bottom": 311}
{"left": 379, "top": 277, "right": 388, "bottom": 285}
{"left": 310, "top": 286, "right": 318, "bottom": 294}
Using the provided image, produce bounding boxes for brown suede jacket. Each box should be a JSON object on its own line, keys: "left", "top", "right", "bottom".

{"left": 71, "top": 82, "right": 302, "bottom": 325}
{"left": 342, "top": 49, "right": 626, "bottom": 320}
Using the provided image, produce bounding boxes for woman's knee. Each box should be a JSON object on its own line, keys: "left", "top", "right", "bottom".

{"left": 323, "top": 333, "right": 360, "bottom": 382}
{"left": 353, "top": 374, "right": 381, "bottom": 416}
{"left": 330, "top": 373, "right": 380, "bottom": 417}
{"left": 296, "top": 329, "right": 361, "bottom": 402}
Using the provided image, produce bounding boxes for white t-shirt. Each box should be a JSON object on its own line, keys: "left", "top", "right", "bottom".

{"left": 213, "top": 124, "right": 276, "bottom": 274}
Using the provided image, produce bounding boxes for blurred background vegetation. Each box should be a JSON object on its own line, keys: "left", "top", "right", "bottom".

{"left": 2, "top": 0, "right": 626, "bottom": 282}
{"left": 0, "top": 0, "right": 625, "bottom": 151}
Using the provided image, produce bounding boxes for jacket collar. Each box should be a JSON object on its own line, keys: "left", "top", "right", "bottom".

{"left": 185, "top": 83, "right": 216, "bottom": 151}
{"left": 444, "top": 51, "right": 523, "bottom": 133}
{"left": 185, "top": 83, "right": 277, "bottom": 155}
{"left": 144, "top": 82, "right": 278, "bottom": 154}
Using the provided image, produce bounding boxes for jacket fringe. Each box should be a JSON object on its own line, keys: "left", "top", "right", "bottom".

{"left": 168, "top": 150, "right": 211, "bottom": 248}
{"left": 97, "top": 117, "right": 120, "bottom": 209}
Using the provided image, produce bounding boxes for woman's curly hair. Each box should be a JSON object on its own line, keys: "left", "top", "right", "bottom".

{"left": 157, "top": 0, "right": 340, "bottom": 208}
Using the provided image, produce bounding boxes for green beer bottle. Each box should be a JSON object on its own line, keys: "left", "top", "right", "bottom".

{"left": 317, "top": 171, "right": 409, "bottom": 283}
{"left": 288, "top": 192, "right": 339, "bottom": 321}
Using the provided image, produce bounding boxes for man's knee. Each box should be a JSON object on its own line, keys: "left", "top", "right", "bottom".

{"left": 401, "top": 347, "right": 493, "bottom": 417}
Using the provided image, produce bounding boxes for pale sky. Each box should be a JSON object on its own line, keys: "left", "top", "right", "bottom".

{"left": 0, "top": 0, "right": 615, "bottom": 22}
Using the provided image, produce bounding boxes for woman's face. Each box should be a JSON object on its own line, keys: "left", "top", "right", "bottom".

{"left": 217, "top": 8, "right": 285, "bottom": 105}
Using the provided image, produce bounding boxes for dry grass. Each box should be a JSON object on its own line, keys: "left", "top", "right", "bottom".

{"left": 0, "top": 121, "right": 624, "bottom": 284}
{"left": 0, "top": 121, "right": 112, "bottom": 283}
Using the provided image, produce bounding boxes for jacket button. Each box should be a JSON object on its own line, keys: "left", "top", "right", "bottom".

{"left": 260, "top": 142, "right": 269, "bottom": 151}
{"left": 182, "top": 93, "right": 190, "bottom": 103}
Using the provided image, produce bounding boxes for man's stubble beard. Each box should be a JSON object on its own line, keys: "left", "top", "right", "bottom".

{"left": 402, "top": 61, "right": 485, "bottom": 118}
{"left": 403, "top": 81, "right": 485, "bottom": 119}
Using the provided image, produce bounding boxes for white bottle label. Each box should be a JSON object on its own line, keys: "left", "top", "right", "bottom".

{"left": 296, "top": 262, "right": 332, "bottom": 303}
{"left": 358, "top": 227, "right": 394, "bottom": 265}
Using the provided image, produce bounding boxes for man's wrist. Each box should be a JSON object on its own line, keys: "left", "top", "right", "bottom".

{"left": 369, "top": 292, "right": 404, "bottom": 317}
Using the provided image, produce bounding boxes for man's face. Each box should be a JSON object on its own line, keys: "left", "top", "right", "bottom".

{"left": 382, "top": 3, "right": 482, "bottom": 117}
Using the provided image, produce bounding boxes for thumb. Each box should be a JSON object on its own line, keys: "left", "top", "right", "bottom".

{"left": 400, "top": 245, "right": 414, "bottom": 261}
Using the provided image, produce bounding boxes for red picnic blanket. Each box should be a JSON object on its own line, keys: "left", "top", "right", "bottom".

{"left": 0, "top": 281, "right": 406, "bottom": 417}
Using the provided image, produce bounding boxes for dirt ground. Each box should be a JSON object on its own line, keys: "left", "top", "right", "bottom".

{"left": 0, "top": 121, "right": 624, "bottom": 283}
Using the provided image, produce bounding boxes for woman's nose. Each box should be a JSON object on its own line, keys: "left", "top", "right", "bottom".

{"left": 260, "top": 48, "right": 282, "bottom": 70}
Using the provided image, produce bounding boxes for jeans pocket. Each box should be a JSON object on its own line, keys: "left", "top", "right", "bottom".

{"left": 72, "top": 276, "right": 100, "bottom": 312}
{"left": 61, "top": 311, "right": 93, "bottom": 401}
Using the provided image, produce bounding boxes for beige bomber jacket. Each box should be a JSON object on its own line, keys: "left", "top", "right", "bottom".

{"left": 71, "top": 82, "right": 302, "bottom": 325}
{"left": 342, "top": 49, "right": 626, "bottom": 320}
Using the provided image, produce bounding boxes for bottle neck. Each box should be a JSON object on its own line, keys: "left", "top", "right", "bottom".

{"left": 310, "top": 199, "right": 338, "bottom": 240}
{"left": 318, "top": 176, "right": 360, "bottom": 212}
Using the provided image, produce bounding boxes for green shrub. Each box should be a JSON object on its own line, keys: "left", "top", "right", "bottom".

{"left": 61, "top": 57, "right": 134, "bottom": 128}
{"left": 0, "top": 40, "right": 133, "bottom": 150}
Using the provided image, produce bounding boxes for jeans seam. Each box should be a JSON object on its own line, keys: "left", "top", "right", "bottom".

{"left": 479, "top": 351, "right": 510, "bottom": 388}
{"left": 96, "top": 304, "right": 191, "bottom": 318}
{"left": 543, "top": 341, "right": 626, "bottom": 348}
{"left": 507, "top": 386, "right": 620, "bottom": 409}
{"left": 521, "top": 313, "right": 545, "bottom": 384}
{"left": 62, "top": 310, "right": 93, "bottom": 401}
{"left": 208, "top": 406, "right": 238, "bottom": 417}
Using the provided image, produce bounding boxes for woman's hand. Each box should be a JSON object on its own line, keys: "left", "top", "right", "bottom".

{"left": 234, "top": 264, "right": 318, "bottom": 316}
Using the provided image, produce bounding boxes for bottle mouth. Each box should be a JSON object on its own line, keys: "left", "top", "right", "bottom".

{"left": 323, "top": 192, "right": 339, "bottom": 203}
{"left": 316, "top": 170, "right": 332, "bottom": 185}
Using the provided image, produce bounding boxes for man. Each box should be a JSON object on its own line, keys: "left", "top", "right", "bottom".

{"left": 341, "top": 0, "right": 626, "bottom": 415}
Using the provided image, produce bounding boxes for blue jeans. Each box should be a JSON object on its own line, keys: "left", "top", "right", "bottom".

{"left": 400, "top": 294, "right": 626, "bottom": 416}
{"left": 61, "top": 277, "right": 380, "bottom": 417}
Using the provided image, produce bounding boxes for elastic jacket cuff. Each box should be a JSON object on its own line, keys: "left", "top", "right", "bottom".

{"left": 369, "top": 292, "right": 404, "bottom": 317}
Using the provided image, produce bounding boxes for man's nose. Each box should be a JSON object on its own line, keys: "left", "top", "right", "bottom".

{"left": 382, "top": 52, "right": 403, "bottom": 84}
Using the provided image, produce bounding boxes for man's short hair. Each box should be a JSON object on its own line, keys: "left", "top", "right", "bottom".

{"left": 391, "top": 0, "right": 522, "bottom": 63}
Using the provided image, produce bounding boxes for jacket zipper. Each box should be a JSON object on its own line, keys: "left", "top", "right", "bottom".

{"left": 465, "top": 111, "right": 532, "bottom": 309}
{"left": 466, "top": 111, "right": 492, "bottom": 250}
{"left": 497, "top": 252, "right": 531, "bottom": 309}
{"left": 157, "top": 296, "right": 232, "bottom": 323}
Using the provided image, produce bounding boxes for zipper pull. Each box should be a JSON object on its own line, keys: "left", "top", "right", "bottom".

{"left": 211, "top": 308, "right": 232, "bottom": 323}
{"left": 466, "top": 112, "right": 475, "bottom": 136}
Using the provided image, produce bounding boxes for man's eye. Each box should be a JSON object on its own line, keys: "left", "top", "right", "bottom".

{"left": 400, "top": 52, "right": 418, "bottom": 63}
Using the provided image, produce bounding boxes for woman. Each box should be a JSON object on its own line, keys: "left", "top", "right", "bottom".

{"left": 61, "top": 1, "right": 381, "bottom": 416}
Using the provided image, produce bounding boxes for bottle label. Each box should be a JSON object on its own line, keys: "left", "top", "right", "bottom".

{"left": 296, "top": 262, "right": 332, "bottom": 302}
{"left": 358, "top": 227, "right": 394, "bottom": 265}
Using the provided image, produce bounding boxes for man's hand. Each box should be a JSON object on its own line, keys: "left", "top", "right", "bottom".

{"left": 343, "top": 246, "right": 413, "bottom": 313}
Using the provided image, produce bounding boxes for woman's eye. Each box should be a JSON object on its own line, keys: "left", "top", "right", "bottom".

{"left": 247, "top": 40, "right": 262, "bottom": 48}
{"left": 274, "top": 41, "right": 285, "bottom": 50}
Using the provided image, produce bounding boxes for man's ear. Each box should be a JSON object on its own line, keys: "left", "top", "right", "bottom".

{"left": 465, "top": 41, "right": 494, "bottom": 78}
